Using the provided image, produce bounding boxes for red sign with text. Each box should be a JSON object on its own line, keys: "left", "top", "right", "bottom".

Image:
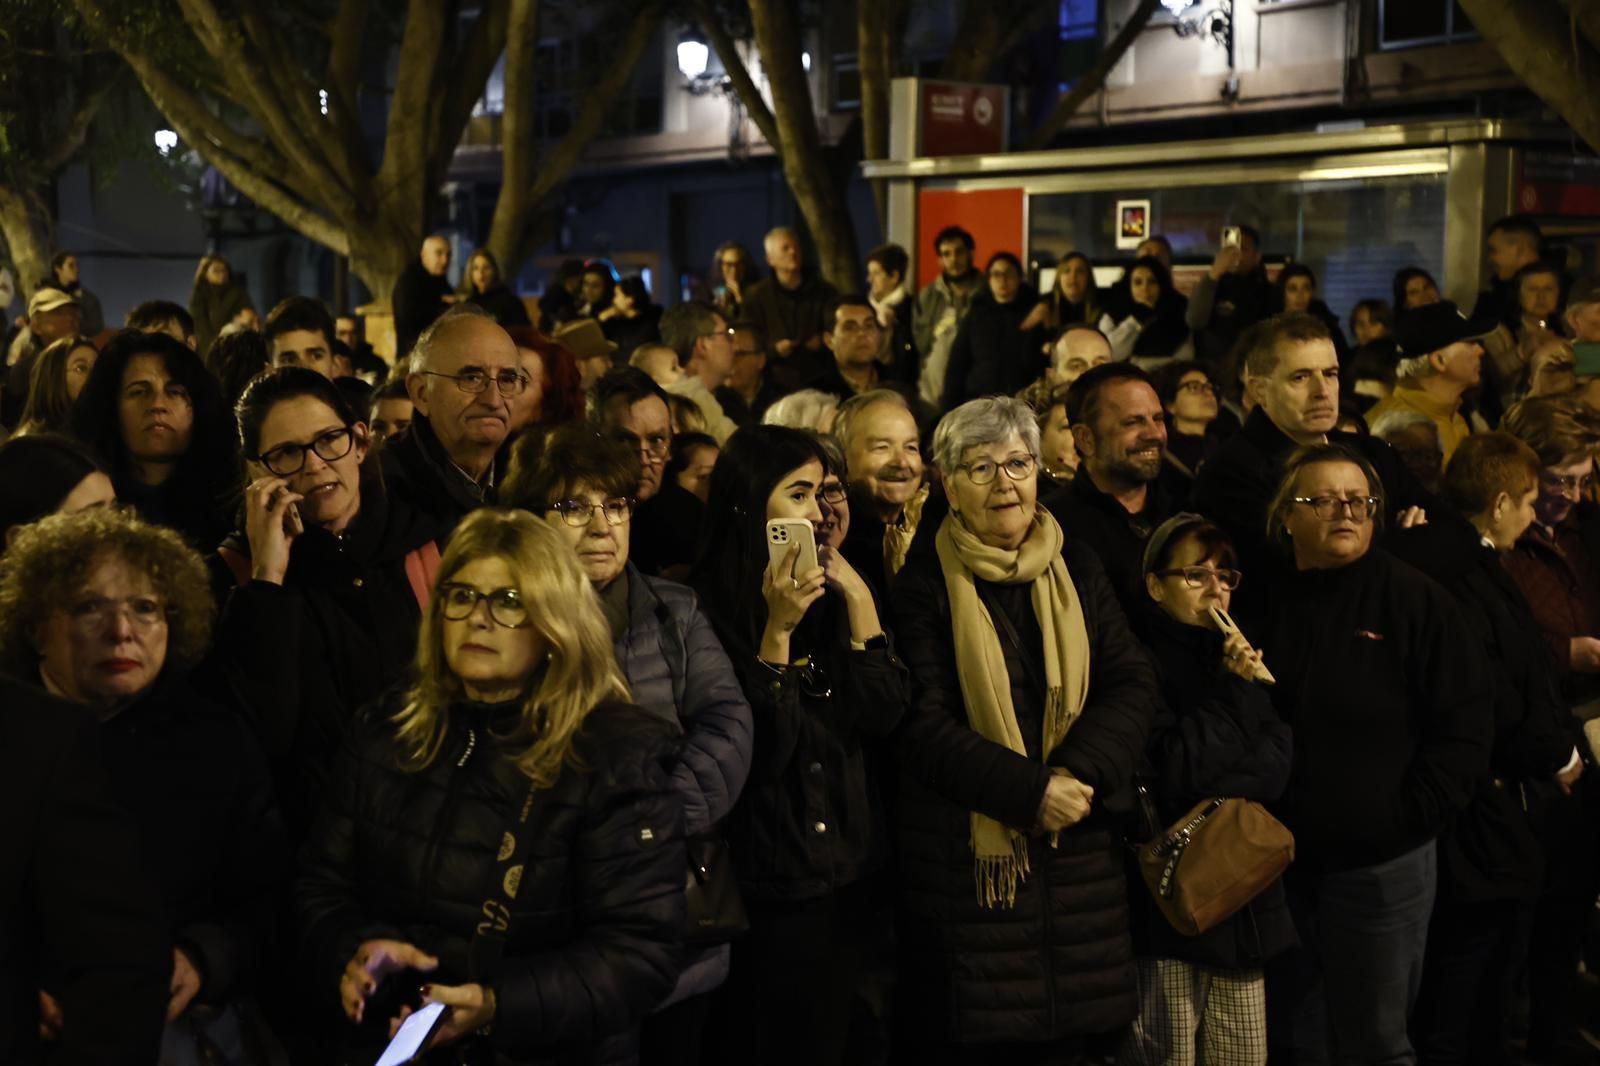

{"left": 919, "top": 81, "right": 1007, "bottom": 158}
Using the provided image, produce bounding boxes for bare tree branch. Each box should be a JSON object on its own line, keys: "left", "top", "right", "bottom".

{"left": 698, "top": 0, "right": 781, "bottom": 150}
{"left": 1457, "top": 0, "right": 1600, "bottom": 154}
{"left": 484, "top": 0, "right": 540, "bottom": 269}
{"left": 1024, "top": 0, "right": 1160, "bottom": 150}
{"left": 431, "top": 0, "right": 511, "bottom": 194}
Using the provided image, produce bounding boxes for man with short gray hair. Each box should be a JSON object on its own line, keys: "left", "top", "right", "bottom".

{"left": 383, "top": 304, "right": 526, "bottom": 524}
{"left": 393, "top": 234, "right": 457, "bottom": 359}
{"left": 836, "top": 389, "right": 934, "bottom": 606}
{"left": 741, "top": 225, "right": 839, "bottom": 391}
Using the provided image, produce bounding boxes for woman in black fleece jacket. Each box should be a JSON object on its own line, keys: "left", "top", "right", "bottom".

{"left": 1255, "top": 444, "right": 1490, "bottom": 1065}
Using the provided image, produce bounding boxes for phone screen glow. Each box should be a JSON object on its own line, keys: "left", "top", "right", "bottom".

{"left": 374, "top": 1001, "right": 446, "bottom": 1066}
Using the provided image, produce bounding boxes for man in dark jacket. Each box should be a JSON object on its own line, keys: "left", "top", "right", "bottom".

{"left": 1185, "top": 225, "right": 1274, "bottom": 363}
{"left": 811, "top": 296, "right": 887, "bottom": 400}
{"left": 1192, "top": 312, "right": 1431, "bottom": 607}
{"left": 741, "top": 226, "right": 839, "bottom": 392}
{"left": 1471, "top": 215, "right": 1545, "bottom": 327}
{"left": 867, "top": 243, "right": 918, "bottom": 386}
{"left": 384, "top": 306, "right": 524, "bottom": 527}
{"left": 1043, "top": 363, "right": 1182, "bottom": 611}
{"left": 0, "top": 681, "right": 169, "bottom": 1065}
{"left": 391, "top": 235, "right": 456, "bottom": 359}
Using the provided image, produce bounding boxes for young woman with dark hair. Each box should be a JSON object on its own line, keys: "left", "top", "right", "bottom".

{"left": 599, "top": 275, "right": 664, "bottom": 363}
{"left": 70, "top": 329, "right": 241, "bottom": 549}
{"left": 210, "top": 366, "right": 453, "bottom": 837}
{"left": 690, "top": 425, "right": 907, "bottom": 1064}
{"left": 15, "top": 334, "right": 97, "bottom": 435}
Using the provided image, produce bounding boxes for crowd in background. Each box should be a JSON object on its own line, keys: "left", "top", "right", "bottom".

{"left": 1, "top": 211, "right": 1598, "bottom": 1066}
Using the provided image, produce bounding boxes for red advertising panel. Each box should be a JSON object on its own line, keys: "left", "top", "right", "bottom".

{"left": 916, "top": 187, "right": 1025, "bottom": 288}
{"left": 1518, "top": 152, "right": 1600, "bottom": 216}
{"left": 919, "top": 81, "right": 1008, "bottom": 158}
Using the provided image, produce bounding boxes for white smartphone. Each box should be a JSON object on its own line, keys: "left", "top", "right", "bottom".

{"left": 374, "top": 1001, "right": 447, "bottom": 1066}
{"left": 1208, "top": 605, "right": 1276, "bottom": 685}
{"left": 1221, "top": 226, "right": 1242, "bottom": 249}
{"left": 766, "top": 519, "right": 819, "bottom": 580}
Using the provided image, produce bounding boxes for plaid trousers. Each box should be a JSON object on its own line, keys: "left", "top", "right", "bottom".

{"left": 1120, "top": 957, "right": 1268, "bottom": 1066}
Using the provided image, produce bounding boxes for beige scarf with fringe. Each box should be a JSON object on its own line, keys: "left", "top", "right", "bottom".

{"left": 935, "top": 507, "right": 1091, "bottom": 909}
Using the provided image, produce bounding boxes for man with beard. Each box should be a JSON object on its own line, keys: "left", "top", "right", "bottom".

{"left": 1041, "top": 363, "right": 1178, "bottom": 610}
{"left": 913, "top": 225, "right": 982, "bottom": 407}
{"left": 1192, "top": 312, "right": 1431, "bottom": 593}
{"left": 835, "top": 389, "right": 934, "bottom": 608}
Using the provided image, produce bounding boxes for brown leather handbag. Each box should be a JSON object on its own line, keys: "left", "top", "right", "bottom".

{"left": 1137, "top": 796, "right": 1295, "bottom": 936}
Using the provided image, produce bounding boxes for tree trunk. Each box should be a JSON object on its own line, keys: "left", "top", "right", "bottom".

{"left": 1024, "top": 0, "right": 1162, "bottom": 150}
{"left": 748, "top": 0, "right": 861, "bottom": 291}
{"left": 940, "top": 0, "right": 1056, "bottom": 84}
{"left": 857, "top": 0, "right": 897, "bottom": 230}
{"left": 0, "top": 182, "right": 56, "bottom": 304}
{"left": 484, "top": 0, "right": 541, "bottom": 273}
{"left": 1456, "top": 0, "right": 1600, "bottom": 155}
{"left": 346, "top": 226, "right": 414, "bottom": 310}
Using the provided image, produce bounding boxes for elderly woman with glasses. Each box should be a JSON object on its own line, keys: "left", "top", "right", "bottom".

{"left": 210, "top": 367, "right": 453, "bottom": 838}
{"left": 1123, "top": 514, "right": 1294, "bottom": 1066}
{"left": 295, "top": 509, "right": 686, "bottom": 1064}
{"left": 503, "top": 423, "right": 752, "bottom": 1060}
{"left": 0, "top": 507, "right": 284, "bottom": 1060}
{"left": 689, "top": 425, "right": 907, "bottom": 1065}
{"left": 888, "top": 396, "right": 1157, "bottom": 1061}
{"left": 1256, "top": 443, "right": 1489, "bottom": 1064}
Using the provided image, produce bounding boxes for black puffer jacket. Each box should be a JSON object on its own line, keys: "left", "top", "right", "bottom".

{"left": 1129, "top": 604, "right": 1296, "bottom": 969}
{"left": 890, "top": 537, "right": 1157, "bottom": 1045}
{"left": 295, "top": 696, "right": 687, "bottom": 1065}
{"left": 941, "top": 286, "right": 1045, "bottom": 410}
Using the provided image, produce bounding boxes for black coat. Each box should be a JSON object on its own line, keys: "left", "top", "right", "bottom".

{"left": 1128, "top": 605, "right": 1297, "bottom": 968}
{"left": 1257, "top": 549, "right": 1492, "bottom": 872}
{"left": 1190, "top": 406, "right": 1433, "bottom": 617}
{"left": 890, "top": 538, "right": 1157, "bottom": 1045}
{"left": 1399, "top": 512, "right": 1580, "bottom": 902}
{"left": 380, "top": 413, "right": 507, "bottom": 531}
{"left": 295, "top": 697, "right": 687, "bottom": 1065}
{"left": 941, "top": 287, "right": 1045, "bottom": 410}
{"left": 393, "top": 261, "right": 455, "bottom": 359}
{"left": 1041, "top": 469, "right": 1184, "bottom": 615}
{"left": 714, "top": 601, "right": 909, "bottom": 903}
{"left": 95, "top": 672, "right": 287, "bottom": 1010}
{"left": 600, "top": 307, "right": 662, "bottom": 365}
{"left": 467, "top": 285, "right": 533, "bottom": 328}
{"left": 0, "top": 680, "right": 170, "bottom": 1066}
{"left": 209, "top": 464, "right": 451, "bottom": 837}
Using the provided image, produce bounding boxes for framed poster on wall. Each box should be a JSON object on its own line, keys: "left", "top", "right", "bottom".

{"left": 1116, "top": 199, "right": 1151, "bottom": 250}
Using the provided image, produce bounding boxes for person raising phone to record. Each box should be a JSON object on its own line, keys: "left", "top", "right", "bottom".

{"left": 210, "top": 367, "right": 454, "bottom": 841}
{"left": 688, "top": 425, "right": 907, "bottom": 1065}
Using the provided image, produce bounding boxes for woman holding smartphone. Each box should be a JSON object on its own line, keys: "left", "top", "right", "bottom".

{"left": 689, "top": 425, "right": 908, "bottom": 1065}
{"left": 295, "top": 509, "right": 686, "bottom": 1063}
{"left": 213, "top": 366, "right": 453, "bottom": 838}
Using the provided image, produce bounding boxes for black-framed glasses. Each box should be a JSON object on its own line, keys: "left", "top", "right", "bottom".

{"left": 1154, "top": 566, "right": 1242, "bottom": 591}
{"left": 438, "top": 583, "right": 530, "bottom": 628}
{"left": 420, "top": 368, "right": 530, "bottom": 396}
{"left": 957, "top": 454, "right": 1037, "bottom": 486}
{"left": 611, "top": 428, "right": 671, "bottom": 459}
{"left": 256, "top": 427, "right": 355, "bottom": 476}
{"left": 818, "top": 482, "right": 848, "bottom": 506}
{"left": 1292, "top": 495, "right": 1379, "bottom": 522}
{"left": 547, "top": 496, "right": 634, "bottom": 527}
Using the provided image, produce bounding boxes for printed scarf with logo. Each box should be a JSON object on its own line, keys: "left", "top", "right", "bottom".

{"left": 935, "top": 506, "right": 1091, "bottom": 908}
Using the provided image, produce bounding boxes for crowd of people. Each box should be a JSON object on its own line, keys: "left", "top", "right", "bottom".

{"left": 1, "top": 212, "right": 1598, "bottom": 1066}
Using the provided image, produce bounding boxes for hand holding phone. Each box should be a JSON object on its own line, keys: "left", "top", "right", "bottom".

{"left": 766, "top": 519, "right": 819, "bottom": 577}
{"left": 1222, "top": 226, "right": 1242, "bottom": 249}
{"left": 375, "top": 1001, "right": 446, "bottom": 1066}
{"left": 1209, "top": 605, "right": 1275, "bottom": 684}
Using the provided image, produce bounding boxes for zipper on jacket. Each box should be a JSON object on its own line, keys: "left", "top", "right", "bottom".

{"left": 420, "top": 727, "right": 478, "bottom": 902}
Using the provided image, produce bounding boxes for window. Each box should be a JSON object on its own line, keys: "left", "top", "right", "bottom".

{"left": 1377, "top": 0, "right": 1476, "bottom": 50}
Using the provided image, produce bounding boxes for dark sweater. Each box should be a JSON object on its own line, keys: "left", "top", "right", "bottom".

{"left": 1041, "top": 467, "right": 1183, "bottom": 614}
{"left": 392, "top": 261, "right": 454, "bottom": 359}
{"left": 1257, "top": 549, "right": 1491, "bottom": 872}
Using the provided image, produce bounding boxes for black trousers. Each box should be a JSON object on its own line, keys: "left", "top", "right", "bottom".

{"left": 703, "top": 881, "right": 874, "bottom": 1066}
{"left": 1410, "top": 897, "right": 1521, "bottom": 1066}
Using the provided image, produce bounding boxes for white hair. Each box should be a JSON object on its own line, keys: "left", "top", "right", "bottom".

{"left": 931, "top": 396, "right": 1041, "bottom": 476}
{"left": 1370, "top": 408, "right": 1440, "bottom": 444}
{"left": 408, "top": 302, "right": 497, "bottom": 374}
{"left": 833, "top": 388, "right": 913, "bottom": 452}
{"left": 762, "top": 389, "right": 840, "bottom": 432}
{"left": 1394, "top": 353, "right": 1436, "bottom": 381}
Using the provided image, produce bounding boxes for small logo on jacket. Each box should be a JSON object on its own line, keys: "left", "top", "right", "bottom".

{"left": 1355, "top": 629, "right": 1385, "bottom": 641}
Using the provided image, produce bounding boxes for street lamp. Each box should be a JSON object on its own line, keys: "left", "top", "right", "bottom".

{"left": 676, "top": 37, "right": 710, "bottom": 80}
{"left": 154, "top": 129, "right": 178, "bottom": 156}
{"left": 1160, "top": 0, "right": 1233, "bottom": 51}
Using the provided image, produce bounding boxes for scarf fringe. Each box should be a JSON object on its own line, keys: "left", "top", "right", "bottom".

{"left": 973, "top": 830, "right": 1032, "bottom": 909}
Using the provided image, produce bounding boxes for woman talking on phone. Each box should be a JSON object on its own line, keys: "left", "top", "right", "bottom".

{"left": 212, "top": 366, "right": 453, "bottom": 838}
{"left": 295, "top": 509, "right": 686, "bottom": 1064}
{"left": 689, "top": 425, "right": 908, "bottom": 1065}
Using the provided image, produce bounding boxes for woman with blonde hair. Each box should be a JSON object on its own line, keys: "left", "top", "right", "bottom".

{"left": 294, "top": 508, "right": 686, "bottom": 1063}
{"left": 14, "top": 334, "right": 97, "bottom": 435}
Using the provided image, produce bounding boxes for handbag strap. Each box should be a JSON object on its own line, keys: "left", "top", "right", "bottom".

{"left": 468, "top": 777, "right": 542, "bottom": 982}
